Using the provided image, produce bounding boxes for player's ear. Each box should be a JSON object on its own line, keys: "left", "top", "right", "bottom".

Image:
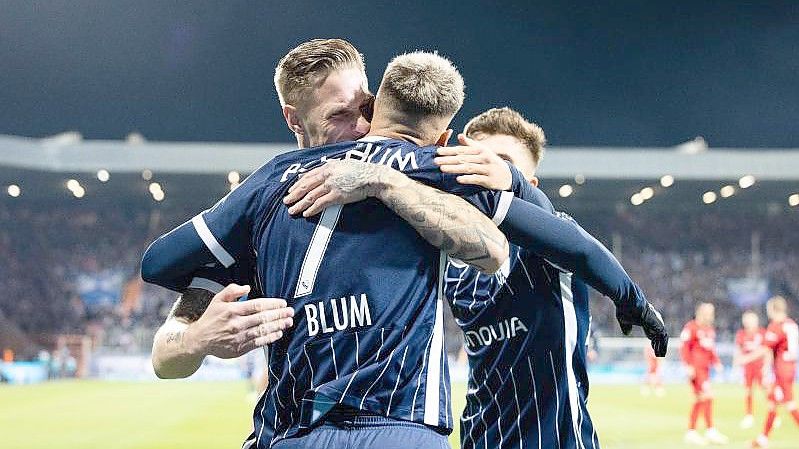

{"left": 529, "top": 176, "right": 540, "bottom": 187}
{"left": 283, "top": 105, "right": 304, "bottom": 135}
{"left": 436, "top": 129, "right": 454, "bottom": 147}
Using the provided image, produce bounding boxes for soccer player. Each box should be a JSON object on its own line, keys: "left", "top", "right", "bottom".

{"left": 752, "top": 296, "right": 799, "bottom": 448}
{"left": 289, "top": 107, "right": 668, "bottom": 449}
{"left": 435, "top": 108, "right": 664, "bottom": 449}
{"left": 149, "top": 38, "right": 376, "bottom": 381}
{"left": 680, "top": 302, "right": 728, "bottom": 445}
{"left": 736, "top": 310, "right": 767, "bottom": 429}
{"left": 643, "top": 345, "right": 665, "bottom": 397}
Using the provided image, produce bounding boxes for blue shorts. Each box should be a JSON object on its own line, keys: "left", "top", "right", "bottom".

{"left": 271, "top": 414, "right": 450, "bottom": 449}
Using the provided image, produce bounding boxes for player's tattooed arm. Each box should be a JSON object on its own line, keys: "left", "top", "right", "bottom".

{"left": 152, "top": 285, "right": 294, "bottom": 379}
{"left": 283, "top": 159, "right": 509, "bottom": 273}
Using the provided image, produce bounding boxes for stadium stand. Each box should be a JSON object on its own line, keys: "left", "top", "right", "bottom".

{"left": 1, "top": 135, "right": 798, "bottom": 363}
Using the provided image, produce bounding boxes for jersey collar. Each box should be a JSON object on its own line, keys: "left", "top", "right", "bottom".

{"left": 357, "top": 135, "right": 390, "bottom": 142}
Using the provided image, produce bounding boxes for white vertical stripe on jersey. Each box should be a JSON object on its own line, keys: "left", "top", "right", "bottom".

{"left": 527, "top": 356, "right": 543, "bottom": 449}
{"left": 330, "top": 336, "right": 338, "bottom": 379}
{"left": 192, "top": 214, "right": 235, "bottom": 267}
{"left": 188, "top": 277, "right": 225, "bottom": 294}
{"left": 478, "top": 370, "right": 490, "bottom": 449}
{"left": 577, "top": 399, "right": 586, "bottom": 449}
{"left": 376, "top": 328, "right": 385, "bottom": 360}
{"left": 360, "top": 346, "right": 397, "bottom": 409}
{"left": 304, "top": 345, "right": 315, "bottom": 389}
{"left": 548, "top": 351, "right": 562, "bottom": 449}
{"left": 268, "top": 363, "right": 285, "bottom": 410}
{"left": 485, "top": 370, "right": 503, "bottom": 448}
{"left": 411, "top": 327, "right": 435, "bottom": 419}
{"left": 294, "top": 204, "right": 343, "bottom": 298}
{"left": 559, "top": 272, "right": 582, "bottom": 448}
{"left": 517, "top": 251, "right": 535, "bottom": 290}
{"left": 286, "top": 355, "right": 299, "bottom": 408}
{"left": 509, "top": 367, "right": 523, "bottom": 449}
{"left": 355, "top": 332, "right": 360, "bottom": 367}
{"left": 339, "top": 369, "right": 358, "bottom": 403}
{"left": 423, "top": 251, "right": 446, "bottom": 425}
{"left": 443, "top": 345, "right": 450, "bottom": 426}
{"left": 448, "top": 260, "right": 467, "bottom": 307}
{"left": 462, "top": 369, "right": 480, "bottom": 449}
{"left": 256, "top": 345, "right": 271, "bottom": 448}
{"left": 492, "top": 191, "right": 515, "bottom": 225}
{"left": 468, "top": 273, "right": 480, "bottom": 313}
{"left": 387, "top": 346, "right": 409, "bottom": 414}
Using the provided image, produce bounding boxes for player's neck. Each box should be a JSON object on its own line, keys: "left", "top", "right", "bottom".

{"left": 367, "top": 117, "right": 442, "bottom": 147}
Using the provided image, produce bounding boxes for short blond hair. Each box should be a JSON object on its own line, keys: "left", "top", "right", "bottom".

{"left": 378, "top": 51, "right": 464, "bottom": 117}
{"left": 274, "top": 38, "right": 366, "bottom": 107}
{"left": 465, "top": 107, "right": 546, "bottom": 165}
{"left": 767, "top": 296, "right": 788, "bottom": 313}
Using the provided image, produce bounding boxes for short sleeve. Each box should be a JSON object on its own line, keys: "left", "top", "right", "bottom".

{"left": 193, "top": 178, "right": 263, "bottom": 268}
{"left": 462, "top": 190, "right": 515, "bottom": 225}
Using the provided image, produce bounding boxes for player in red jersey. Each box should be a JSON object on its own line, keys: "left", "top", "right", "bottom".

{"left": 735, "top": 310, "right": 768, "bottom": 429}
{"left": 681, "top": 302, "right": 728, "bottom": 445}
{"left": 752, "top": 296, "right": 799, "bottom": 448}
{"left": 642, "top": 345, "right": 665, "bottom": 397}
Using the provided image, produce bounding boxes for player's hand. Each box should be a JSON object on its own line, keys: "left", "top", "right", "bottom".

{"left": 283, "top": 159, "right": 386, "bottom": 217}
{"left": 616, "top": 301, "right": 668, "bottom": 357}
{"left": 685, "top": 365, "right": 696, "bottom": 379}
{"left": 434, "top": 134, "right": 513, "bottom": 190}
{"left": 184, "top": 284, "right": 294, "bottom": 359}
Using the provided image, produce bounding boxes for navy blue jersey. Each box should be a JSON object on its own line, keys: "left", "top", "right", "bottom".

{"left": 446, "top": 181, "right": 602, "bottom": 449}
{"left": 142, "top": 137, "right": 514, "bottom": 448}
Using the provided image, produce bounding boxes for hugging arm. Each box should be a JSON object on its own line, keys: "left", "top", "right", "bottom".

{"left": 283, "top": 160, "right": 509, "bottom": 274}
{"left": 498, "top": 196, "right": 668, "bottom": 355}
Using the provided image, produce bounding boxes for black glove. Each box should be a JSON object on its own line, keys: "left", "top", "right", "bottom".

{"left": 616, "top": 301, "right": 668, "bottom": 357}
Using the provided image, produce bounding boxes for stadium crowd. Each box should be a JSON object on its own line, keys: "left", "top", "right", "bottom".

{"left": 1, "top": 200, "right": 797, "bottom": 356}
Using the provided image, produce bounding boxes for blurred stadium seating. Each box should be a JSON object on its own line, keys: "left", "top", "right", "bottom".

{"left": 0, "top": 134, "right": 797, "bottom": 381}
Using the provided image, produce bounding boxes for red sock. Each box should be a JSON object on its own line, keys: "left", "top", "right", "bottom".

{"left": 690, "top": 400, "right": 703, "bottom": 430}
{"left": 763, "top": 409, "right": 777, "bottom": 437}
{"left": 703, "top": 399, "right": 714, "bottom": 428}
{"left": 746, "top": 390, "right": 754, "bottom": 415}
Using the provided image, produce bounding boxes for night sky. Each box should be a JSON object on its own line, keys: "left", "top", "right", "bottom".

{"left": 2, "top": 0, "right": 798, "bottom": 147}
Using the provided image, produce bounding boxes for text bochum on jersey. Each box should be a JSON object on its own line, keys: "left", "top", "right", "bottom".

{"left": 141, "top": 137, "right": 518, "bottom": 448}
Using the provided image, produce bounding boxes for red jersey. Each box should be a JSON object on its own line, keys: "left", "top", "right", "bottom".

{"left": 680, "top": 320, "right": 720, "bottom": 368}
{"left": 736, "top": 327, "right": 766, "bottom": 370}
{"left": 764, "top": 318, "right": 799, "bottom": 372}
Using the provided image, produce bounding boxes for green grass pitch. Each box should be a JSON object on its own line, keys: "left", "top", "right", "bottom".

{"left": 1, "top": 381, "right": 796, "bottom": 448}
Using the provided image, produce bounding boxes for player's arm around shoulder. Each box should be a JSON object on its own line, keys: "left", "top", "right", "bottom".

{"left": 282, "top": 158, "right": 510, "bottom": 274}
{"left": 152, "top": 284, "right": 294, "bottom": 379}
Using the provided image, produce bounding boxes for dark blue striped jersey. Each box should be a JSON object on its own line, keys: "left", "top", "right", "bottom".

{"left": 141, "top": 137, "right": 516, "bottom": 448}
{"left": 446, "top": 190, "right": 600, "bottom": 449}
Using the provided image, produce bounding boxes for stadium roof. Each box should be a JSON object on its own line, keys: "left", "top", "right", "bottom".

{"left": 1, "top": 134, "right": 797, "bottom": 214}
{"left": 2, "top": 133, "right": 799, "bottom": 180}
